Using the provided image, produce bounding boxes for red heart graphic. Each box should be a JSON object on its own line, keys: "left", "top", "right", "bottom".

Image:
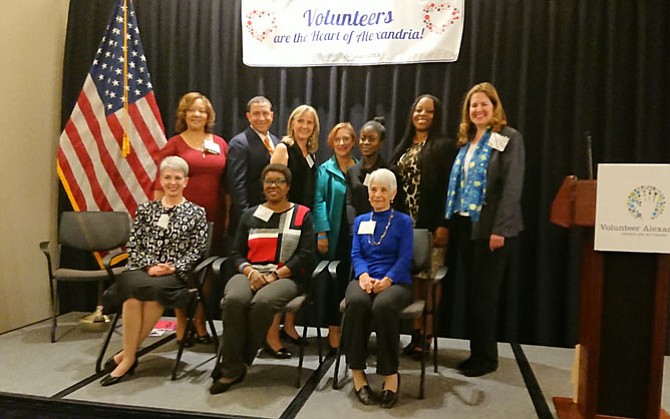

{"left": 422, "top": 2, "right": 461, "bottom": 34}
{"left": 245, "top": 9, "right": 277, "bottom": 42}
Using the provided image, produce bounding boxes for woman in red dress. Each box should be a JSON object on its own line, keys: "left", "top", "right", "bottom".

{"left": 154, "top": 92, "right": 228, "bottom": 345}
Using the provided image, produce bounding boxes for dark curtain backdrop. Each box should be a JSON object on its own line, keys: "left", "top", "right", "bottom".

{"left": 59, "top": 0, "right": 669, "bottom": 348}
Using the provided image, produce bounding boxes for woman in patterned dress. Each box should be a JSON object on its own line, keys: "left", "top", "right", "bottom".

{"left": 100, "top": 156, "right": 208, "bottom": 386}
{"left": 391, "top": 94, "right": 455, "bottom": 358}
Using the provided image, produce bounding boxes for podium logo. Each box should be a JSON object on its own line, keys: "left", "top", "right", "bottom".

{"left": 627, "top": 185, "right": 666, "bottom": 220}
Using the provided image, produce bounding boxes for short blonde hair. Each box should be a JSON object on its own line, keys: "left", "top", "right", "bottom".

{"left": 160, "top": 156, "right": 189, "bottom": 177}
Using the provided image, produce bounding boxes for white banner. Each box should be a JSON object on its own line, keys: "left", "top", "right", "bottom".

{"left": 241, "top": 0, "right": 465, "bottom": 67}
{"left": 594, "top": 164, "right": 670, "bottom": 254}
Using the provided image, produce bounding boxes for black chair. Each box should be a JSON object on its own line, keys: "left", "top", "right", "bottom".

{"left": 211, "top": 259, "right": 329, "bottom": 388}
{"left": 331, "top": 228, "right": 447, "bottom": 399}
{"left": 40, "top": 211, "right": 131, "bottom": 343}
{"left": 96, "top": 223, "right": 220, "bottom": 380}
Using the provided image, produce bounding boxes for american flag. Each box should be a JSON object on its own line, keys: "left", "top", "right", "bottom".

{"left": 57, "top": 0, "right": 166, "bottom": 215}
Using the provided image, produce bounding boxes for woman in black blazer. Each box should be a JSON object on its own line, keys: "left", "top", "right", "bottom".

{"left": 391, "top": 94, "right": 455, "bottom": 358}
{"left": 445, "top": 82, "right": 525, "bottom": 377}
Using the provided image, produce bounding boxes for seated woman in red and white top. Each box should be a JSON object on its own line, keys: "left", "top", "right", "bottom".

{"left": 210, "top": 164, "right": 315, "bottom": 394}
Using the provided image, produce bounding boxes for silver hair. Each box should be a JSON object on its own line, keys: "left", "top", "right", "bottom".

{"left": 159, "top": 156, "right": 189, "bottom": 177}
{"left": 368, "top": 168, "right": 397, "bottom": 193}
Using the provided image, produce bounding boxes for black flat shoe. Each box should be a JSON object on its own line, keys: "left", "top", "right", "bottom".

{"left": 460, "top": 360, "right": 498, "bottom": 377}
{"left": 193, "top": 333, "right": 213, "bottom": 345}
{"left": 209, "top": 370, "right": 246, "bottom": 394}
{"left": 176, "top": 337, "right": 194, "bottom": 348}
{"left": 100, "top": 359, "right": 139, "bottom": 387}
{"left": 354, "top": 385, "right": 378, "bottom": 405}
{"left": 264, "top": 344, "right": 292, "bottom": 359}
{"left": 380, "top": 374, "right": 400, "bottom": 408}
{"left": 457, "top": 357, "right": 476, "bottom": 372}
{"left": 280, "top": 328, "right": 308, "bottom": 346}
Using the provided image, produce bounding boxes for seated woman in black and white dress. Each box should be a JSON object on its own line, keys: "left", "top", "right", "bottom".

{"left": 342, "top": 168, "right": 413, "bottom": 408}
{"left": 210, "top": 164, "right": 315, "bottom": 394}
{"left": 100, "top": 156, "right": 208, "bottom": 386}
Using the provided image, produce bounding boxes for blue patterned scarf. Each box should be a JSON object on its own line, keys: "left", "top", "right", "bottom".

{"left": 445, "top": 130, "right": 493, "bottom": 222}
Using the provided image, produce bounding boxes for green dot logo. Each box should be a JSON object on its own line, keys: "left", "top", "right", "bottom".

{"left": 627, "top": 185, "right": 666, "bottom": 220}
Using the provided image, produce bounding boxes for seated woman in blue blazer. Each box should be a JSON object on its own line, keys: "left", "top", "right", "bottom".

{"left": 342, "top": 168, "right": 413, "bottom": 409}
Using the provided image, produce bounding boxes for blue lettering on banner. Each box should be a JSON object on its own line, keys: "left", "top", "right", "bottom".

{"left": 303, "top": 9, "right": 394, "bottom": 27}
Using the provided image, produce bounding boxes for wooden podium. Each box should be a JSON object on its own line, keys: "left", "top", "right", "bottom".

{"left": 550, "top": 175, "right": 670, "bottom": 419}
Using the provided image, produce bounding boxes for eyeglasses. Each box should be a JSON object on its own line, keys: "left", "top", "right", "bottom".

{"left": 263, "top": 179, "right": 287, "bottom": 186}
{"left": 333, "top": 136, "right": 352, "bottom": 144}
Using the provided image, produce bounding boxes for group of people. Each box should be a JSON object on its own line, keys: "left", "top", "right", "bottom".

{"left": 99, "top": 82, "right": 525, "bottom": 410}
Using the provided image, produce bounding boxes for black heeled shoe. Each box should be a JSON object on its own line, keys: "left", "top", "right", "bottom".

{"left": 380, "top": 374, "right": 400, "bottom": 408}
{"left": 209, "top": 370, "right": 247, "bottom": 394}
{"left": 193, "top": 333, "right": 213, "bottom": 345}
{"left": 103, "top": 351, "right": 123, "bottom": 371}
{"left": 410, "top": 335, "right": 433, "bottom": 361}
{"left": 280, "top": 328, "right": 308, "bottom": 346}
{"left": 354, "top": 384, "right": 378, "bottom": 405}
{"left": 401, "top": 330, "right": 420, "bottom": 355}
{"left": 264, "top": 343, "right": 292, "bottom": 359}
{"left": 100, "top": 359, "right": 139, "bottom": 387}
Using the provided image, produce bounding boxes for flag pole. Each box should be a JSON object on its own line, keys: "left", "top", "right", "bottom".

{"left": 121, "top": 0, "right": 130, "bottom": 157}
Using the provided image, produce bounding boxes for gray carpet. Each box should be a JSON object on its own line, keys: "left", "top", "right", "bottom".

{"left": 1, "top": 312, "right": 668, "bottom": 418}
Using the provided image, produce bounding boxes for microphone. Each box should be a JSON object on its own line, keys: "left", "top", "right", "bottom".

{"left": 585, "top": 131, "right": 594, "bottom": 180}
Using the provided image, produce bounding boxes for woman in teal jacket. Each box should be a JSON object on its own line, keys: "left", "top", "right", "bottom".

{"left": 313, "top": 122, "right": 357, "bottom": 352}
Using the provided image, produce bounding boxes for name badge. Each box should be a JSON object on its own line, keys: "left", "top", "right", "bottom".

{"left": 488, "top": 133, "right": 510, "bottom": 152}
{"left": 157, "top": 214, "right": 170, "bottom": 229}
{"left": 306, "top": 154, "right": 315, "bottom": 168}
{"left": 358, "top": 220, "right": 376, "bottom": 235}
{"left": 204, "top": 139, "right": 221, "bottom": 154}
{"left": 363, "top": 173, "right": 371, "bottom": 187}
{"left": 253, "top": 205, "right": 273, "bottom": 222}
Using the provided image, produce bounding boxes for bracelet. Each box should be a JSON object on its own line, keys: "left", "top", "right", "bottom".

{"left": 246, "top": 269, "right": 256, "bottom": 279}
{"left": 239, "top": 262, "right": 250, "bottom": 273}
{"left": 317, "top": 235, "right": 327, "bottom": 241}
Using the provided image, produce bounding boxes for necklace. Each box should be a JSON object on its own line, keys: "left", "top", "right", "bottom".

{"left": 367, "top": 209, "right": 394, "bottom": 246}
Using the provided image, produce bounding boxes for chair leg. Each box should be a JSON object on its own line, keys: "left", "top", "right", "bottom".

{"left": 211, "top": 332, "right": 224, "bottom": 381}
{"left": 431, "top": 284, "right": 440, "bottom": 373}
{"left": 96, "top": 312, "right": 120, "bottom": 373}
{"left": 296, "top": 317, "right": 306, "bottom": 388}
{"left": 50, "top": 282, "right": 58, "bottom": 343}
{"left": 419, "top": 311, "right": 427, "bottom": 399}
{"left": 332, "top": 311, "right": 346, "bottom": 389}
{"left": 198, "top": 284, "right": 219, "bottom": 350}
{"left": 172, "top": 293, "right": 197, "bottom": 380}
{"left": 316, "top": 323, "right": 323, "bottom": 365}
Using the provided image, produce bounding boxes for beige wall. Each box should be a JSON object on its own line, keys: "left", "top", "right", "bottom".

{"left": 0, "top": 0, "right": 70, "bottom": 332}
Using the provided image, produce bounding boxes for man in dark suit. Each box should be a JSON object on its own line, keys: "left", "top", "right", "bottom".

{"left": 227, "top": 96, "right": 280, "bottom": 234}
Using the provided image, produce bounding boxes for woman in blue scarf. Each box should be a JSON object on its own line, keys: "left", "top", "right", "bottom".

{"left": 445, "top": 82, "right": 525, "bottom": 377}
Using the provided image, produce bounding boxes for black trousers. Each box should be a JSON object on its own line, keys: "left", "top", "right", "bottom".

{"left": 453, "top": 215, "right": 520, "bottom": 365}
{"left": 342, "top": 281, "right": 412, "bottom": 375}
